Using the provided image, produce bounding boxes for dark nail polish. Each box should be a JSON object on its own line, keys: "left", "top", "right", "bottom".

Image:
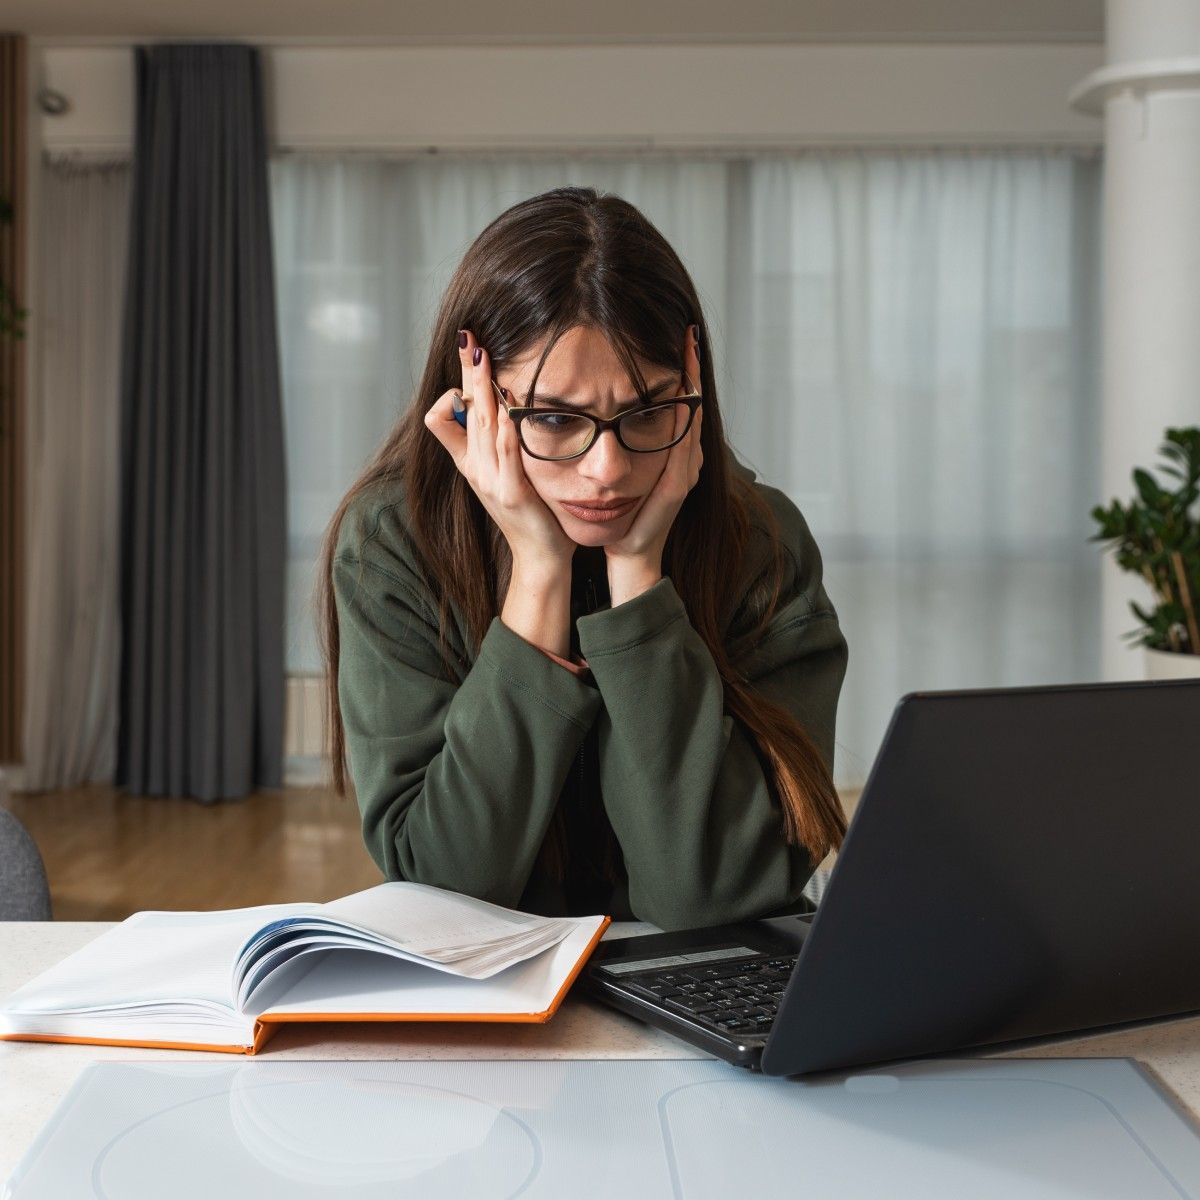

{"left": 472, "top": 346, "right": 483, "bottom": 366}
{"left": 458, "top": 330, "right": 468, "bottom": 349}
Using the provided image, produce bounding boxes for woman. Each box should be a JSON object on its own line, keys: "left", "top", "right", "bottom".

{"left": 317, "top": 186, "right": 849, "bottom": 930}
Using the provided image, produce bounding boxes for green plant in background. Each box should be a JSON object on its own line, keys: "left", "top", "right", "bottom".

{"left": 1090, "top": 427, "right": 1200, "bottom": 655}
{"left": 0, "top": 194, "right": 27, "bottom": 340}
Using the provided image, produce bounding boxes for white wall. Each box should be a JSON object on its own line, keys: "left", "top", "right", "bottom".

{"left": 34, "top": 43, "right": 1103, "bottom": 155}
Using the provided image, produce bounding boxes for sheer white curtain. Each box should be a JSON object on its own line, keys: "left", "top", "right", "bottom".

{"left": 270, "top": 150, "right": 1102, "bottom": 791}
{"left": 724, "top": 152, "right": 1103, "bottom": 786}
{"left": 21, "top": 158, "right": 130, "bottom": 790}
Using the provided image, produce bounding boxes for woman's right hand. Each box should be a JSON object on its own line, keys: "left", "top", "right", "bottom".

{"left": 424, "top": 329, "right": 576, "bottom": 574}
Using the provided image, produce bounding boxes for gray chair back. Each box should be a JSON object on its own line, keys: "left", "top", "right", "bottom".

{"left": 0, "top": 808, "right": 53, "bottom": 920}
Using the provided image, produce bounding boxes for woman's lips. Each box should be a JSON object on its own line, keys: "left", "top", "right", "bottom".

{"left": 558, "top": 497, "right": 639, "bottom": 522}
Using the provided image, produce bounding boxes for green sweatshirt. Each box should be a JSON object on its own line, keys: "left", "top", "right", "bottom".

{"left": 332, "top": 459, "right": 849, "bottom": 930}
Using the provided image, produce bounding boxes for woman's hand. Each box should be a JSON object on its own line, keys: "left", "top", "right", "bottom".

{"left": 604, "top": 328, "right": 705, "bottom": 606}
{"left": 425, "top": 329, "right": 576, "bottom": 576}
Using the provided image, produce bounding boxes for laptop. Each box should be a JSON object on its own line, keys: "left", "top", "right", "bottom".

{"left": 582, "top": 678, "right": 1200, "bottom": 1076}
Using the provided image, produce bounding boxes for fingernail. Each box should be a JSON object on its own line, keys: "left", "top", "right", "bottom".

{"left": 472, "top": 346, "right": 483, "bottom": 366}
{"left": 458, "top": 330, "right": 468, "bottom": 349}
{"left": 451, "top": 391, "right": 465, "bottom": 413}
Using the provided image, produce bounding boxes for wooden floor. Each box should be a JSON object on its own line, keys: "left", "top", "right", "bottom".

{"left": 2, "top": 785, "right": 383, "bottom": 921}
{"left": 3, "top": 784, "right": 860, "bottom": 921}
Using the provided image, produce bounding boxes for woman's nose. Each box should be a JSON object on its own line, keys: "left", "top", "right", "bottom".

{"left": 579, "top": 428, "right": 632, "bottom": 485}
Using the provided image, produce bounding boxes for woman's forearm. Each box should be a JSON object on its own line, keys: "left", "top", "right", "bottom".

{"left": 500, "top": 560, "right": 573, "bottom": 659}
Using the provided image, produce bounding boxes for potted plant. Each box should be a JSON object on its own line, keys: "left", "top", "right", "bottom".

{"left": 1090, "top": 427, "right": 1200, "bottom": 680}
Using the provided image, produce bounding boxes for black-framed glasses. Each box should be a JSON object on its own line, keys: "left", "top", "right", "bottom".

{"left": 486, "top": 370, "right": 702, "bottom": 462}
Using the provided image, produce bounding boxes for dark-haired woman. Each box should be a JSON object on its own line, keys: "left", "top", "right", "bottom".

{"left": 318, "top": 186, "right": 849, "bottom": 930}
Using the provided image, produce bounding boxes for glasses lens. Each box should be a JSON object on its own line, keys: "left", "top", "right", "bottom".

{"left": 520, "top": 411, "right": 596, "bottom": 459}
{"left": 618, "top": 402, "right": 691, "bottom": 451}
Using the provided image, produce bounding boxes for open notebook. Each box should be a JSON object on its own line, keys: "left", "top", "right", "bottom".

{"left": 0, "top": 882, "right": 610, "bottom": 1054}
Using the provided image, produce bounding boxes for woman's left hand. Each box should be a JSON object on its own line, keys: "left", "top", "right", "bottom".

{"left": 605, "top": 328, "right": 704, "bottom": 606}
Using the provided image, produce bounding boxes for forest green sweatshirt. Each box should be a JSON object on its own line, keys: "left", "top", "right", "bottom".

{"left": 332, "top": 459, "right": 849, "bottom": 931}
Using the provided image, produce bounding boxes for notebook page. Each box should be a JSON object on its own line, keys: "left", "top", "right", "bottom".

{"left": 256, "top": 917, "right": 606, "bottom": 1019}
{"left": 2, "top": 905, "right": 312, "bottom": 1017}
{"left": 315, "top": 883, "right": 578, "bottom": 959}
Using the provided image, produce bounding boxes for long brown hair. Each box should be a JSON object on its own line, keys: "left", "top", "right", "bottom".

{"left": 315, "top": 186, "right": 845, "bottom": 877}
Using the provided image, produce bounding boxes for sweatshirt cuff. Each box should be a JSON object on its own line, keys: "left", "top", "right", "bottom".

{"left": 478, "top": 617, "right": 602, "bottom": 728}
{"left": 576, "top": 576, "right": 688, "bottom": 659}
{"left": 536, "top": 646, "right": 592, "bottom": 677}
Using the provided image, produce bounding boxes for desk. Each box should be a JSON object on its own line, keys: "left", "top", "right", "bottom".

{"left": 4, "top": 922, "right": 1200, "bottom": 1181}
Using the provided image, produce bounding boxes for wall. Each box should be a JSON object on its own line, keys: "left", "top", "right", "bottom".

{"left": 34, "top": 42, "right": 1104, "bottom": 155}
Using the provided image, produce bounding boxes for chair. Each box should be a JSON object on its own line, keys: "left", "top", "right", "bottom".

{"left": 0, "top": 802, "right": 53, "bottom": 921}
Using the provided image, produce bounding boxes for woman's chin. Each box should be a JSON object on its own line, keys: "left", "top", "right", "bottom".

{"left": 566, "top": 523, "right": 624, "bottom": 548}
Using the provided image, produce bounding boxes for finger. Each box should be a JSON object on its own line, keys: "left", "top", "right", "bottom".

{"left": 684, "top": 323, "right": 703, "bottom": 395}
{"left": 424, "top": 387, "right": 469, "bottom": 469}
{"left": 672, "top": 403, "right": 704, "bottom": 494}
{"left": 457, "top": 328, "right": 474, "bottom": 398}
{"left": 495, "top": 404, "right": 528, "bottom": 506}
{"left": 469, "top": 341, "right": 500, "bottom": 478}
{"left": 689, "top": 406, "right": 704, "bottom": 488}
{"left": 657, "top": 400, "right": 694, "bottom": 496}
{"left": 455, "top": 329, "right": 495, "bottom": 480}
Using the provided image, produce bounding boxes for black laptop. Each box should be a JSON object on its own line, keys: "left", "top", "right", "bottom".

{"left": 583, "top": 678, "right": 1200, "bottom": 1076}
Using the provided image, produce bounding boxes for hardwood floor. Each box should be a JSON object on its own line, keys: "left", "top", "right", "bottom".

{"left": 2, "top": 785, "right": 382, "bottom": 921}
{"left": 2, "top": 784, "right": 861, "bottom": 921}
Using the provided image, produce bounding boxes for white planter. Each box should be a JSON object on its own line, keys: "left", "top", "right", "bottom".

{"left": 1144, "top": 646, "right": 1200, "bottom": 680}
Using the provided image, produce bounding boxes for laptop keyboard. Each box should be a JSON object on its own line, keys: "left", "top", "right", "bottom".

{"left": 621, "top": 955, "right": 797, "bottom": 1038}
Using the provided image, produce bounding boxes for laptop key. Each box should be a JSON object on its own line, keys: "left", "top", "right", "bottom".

{"left": 625, "top": 983, "right": 677, "bottom": 1001}
{"left": 716, "top": 1017, "right": 757, "bottom": 1032}
{"left": 667, "top": 997, "right": 719, "bottom": 1016}
{"left": 687, "top": 963, "right": 761, "bottom": 982}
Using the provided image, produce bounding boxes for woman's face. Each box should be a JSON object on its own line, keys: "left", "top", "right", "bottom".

{"left": 495, "top": 325, "right": 683, "bottom": 548}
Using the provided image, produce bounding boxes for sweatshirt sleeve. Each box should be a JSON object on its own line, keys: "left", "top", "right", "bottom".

{"left": 575, "top": 510, "right": 849, "bottom": 931}
{"left": 333, "top": 550, "right": 603, "bottom": 907}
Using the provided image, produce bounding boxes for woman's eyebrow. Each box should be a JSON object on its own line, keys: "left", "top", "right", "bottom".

{"left": 528, "top": 378, "right": 677, "bottom": 408}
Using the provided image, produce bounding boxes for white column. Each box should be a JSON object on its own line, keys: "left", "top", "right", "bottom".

{"left": 1070, "top": 0, "right": 1200, "bottom": 679}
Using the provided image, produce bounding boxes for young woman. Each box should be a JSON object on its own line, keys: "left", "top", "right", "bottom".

{"left": 317, "top": 186, "right": 849, "bottom": 931}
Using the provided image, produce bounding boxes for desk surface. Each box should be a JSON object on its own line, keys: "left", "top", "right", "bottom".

{"left": 4, "top": 922, "right": 1200, "bottom": 1182}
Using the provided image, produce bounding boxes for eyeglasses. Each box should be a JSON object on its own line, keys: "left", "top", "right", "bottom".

{"left": 484, "top": 370, "right": 702, "bottom": 462}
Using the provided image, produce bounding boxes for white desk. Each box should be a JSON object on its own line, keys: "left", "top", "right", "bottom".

{"left": 4, "top": 922, "right": 1200, "bottom": 1182}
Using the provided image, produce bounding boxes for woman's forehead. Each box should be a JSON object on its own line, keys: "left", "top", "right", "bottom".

{"left": 502, "top": 328, "right": 673, "bottom": 402}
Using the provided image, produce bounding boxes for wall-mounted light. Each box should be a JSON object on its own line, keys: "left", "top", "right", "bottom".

{"left": 36, "top": 88, "right": 70, "bottom": 117}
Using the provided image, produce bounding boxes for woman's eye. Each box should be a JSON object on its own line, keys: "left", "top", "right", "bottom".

{"left": 629, "top": 406, "right": 671, "bottom": 427}
{"left": 528, "top": 413, "right": 581, "bottom": 430}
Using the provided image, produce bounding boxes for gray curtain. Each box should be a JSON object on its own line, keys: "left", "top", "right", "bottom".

{"left": 116, "top": 44, "right": 286, "bottom": 800}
